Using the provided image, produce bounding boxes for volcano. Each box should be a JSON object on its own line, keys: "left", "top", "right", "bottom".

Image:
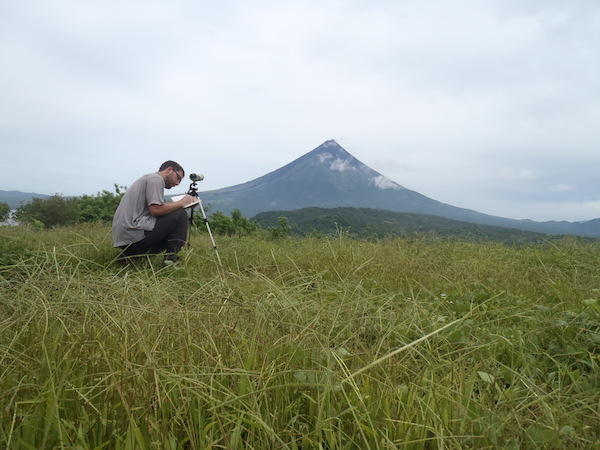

{"left": 198, "top": 140, "right": 457, "bottom": 217}
{"left": 197, "top": 140, "right": 599, "bottom": 237}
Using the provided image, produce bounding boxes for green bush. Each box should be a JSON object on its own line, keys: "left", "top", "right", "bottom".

{"left": 0, "top": 202, "right": 10, "bottom": 222}
{"left": 76, "top": 185, "right": 125, "bottom": 223}
{"left": 206, "top": 209, "right": 258, "bottom": 236}
{"left": 13, "top": 185, "right": 125, "bottom": 228}
{"left": 14, "top": 194, "right": 80, "bottom": 228}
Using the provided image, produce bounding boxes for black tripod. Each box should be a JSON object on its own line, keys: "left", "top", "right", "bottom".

{"left": 187, "top": 180, "right": 222, "bottom": 267}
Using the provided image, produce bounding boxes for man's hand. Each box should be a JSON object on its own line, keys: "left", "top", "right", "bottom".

{"left": 149, "top": 195, "right": 196, "bottom": 217}
{"left": 177, "top": 194, "right": 197, "bottom": 207}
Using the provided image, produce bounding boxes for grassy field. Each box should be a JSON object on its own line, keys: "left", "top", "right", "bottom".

{"left": 1, "top": 224, "right": 599, "bottom": 449}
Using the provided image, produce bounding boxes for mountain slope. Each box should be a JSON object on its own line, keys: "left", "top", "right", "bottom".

{"left": 199, "top": 140, "right": 466, "bottom": 216}
{"left": 197, "top": 140, "right": 598, "bottom": 237}
{"left": 0, "top": 190, "right": 49, "bottom": 209}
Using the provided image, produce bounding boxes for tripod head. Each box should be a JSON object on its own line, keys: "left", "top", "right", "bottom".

{"left": 182, "top": 172, "right": 222, "bottom": 268}
{"left": 188, "top": 182, "right": 198, "bottom": 197}
{"left": 187, "top": 173, "right": 204, "bottom": 197}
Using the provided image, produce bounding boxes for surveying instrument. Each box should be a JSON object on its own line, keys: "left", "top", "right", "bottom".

{"left": 186, "top": 173, "right": 222, "bottom": 267}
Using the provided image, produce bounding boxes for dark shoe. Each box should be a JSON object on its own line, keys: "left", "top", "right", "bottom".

{"left": 163, "top": 253, "right": 181, "bottom": 265}
{"left": 116, "top": 253, "right": 144, "bottom": 267}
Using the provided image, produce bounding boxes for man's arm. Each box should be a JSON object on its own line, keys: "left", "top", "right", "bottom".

{"left": 148, "top": 195, "right": 196, "bottom": 217}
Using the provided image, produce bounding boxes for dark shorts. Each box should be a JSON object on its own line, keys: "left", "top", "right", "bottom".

{"left": 121, "top": 208, "right": 188, "bottom": 257}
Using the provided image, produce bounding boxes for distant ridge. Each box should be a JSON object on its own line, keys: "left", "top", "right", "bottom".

{"left": 197, "top": 140, "right": 599, "bottom": 238}
{"left": 0, "top": 190, "right": 49, "bottom": 209}
{"left": 253, "top": 207, "right": 552, "bottom": 243}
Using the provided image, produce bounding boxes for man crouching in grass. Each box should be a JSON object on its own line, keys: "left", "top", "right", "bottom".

{"left": 112, "top": 160, "right": 196, "bottom": 265}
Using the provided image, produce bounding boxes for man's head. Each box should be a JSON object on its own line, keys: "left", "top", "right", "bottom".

{"left": 158, "top": 160, "right": 185, "bottom": 189}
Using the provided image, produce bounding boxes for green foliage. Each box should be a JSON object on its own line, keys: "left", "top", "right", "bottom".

{"left": 268, "top": 216, "right": 292, "bottom": 238}
{"left": 76, "top": 184, "right": 125, "bottom": 223}
{"left": 0, "top": 202, "right": 10, "bottom": 222}
{"left": 13, "top": 185, "right": 125, "bottom": 228}
{"left": 1, "top": 226, "right": 599, "bottom": 448}
{"left": 206, "top": 209, "right": 288, "bottom": 239}
{"left": 207, "top": 209, "right": 258, "bottom": 236}
{"left": 0, "top": 228, "right": 32, "bottom": 265}
{"left": 231, "top": 208, "right": 257, "bottom": 235}
{"left": 14, "top": 194, "right": 80, "bottom": 228}
{"left": 208, "top": 211, "right": 236, "bottom": 235}
{"left": 253, "top": 206, "right": 552, "bottom": 243}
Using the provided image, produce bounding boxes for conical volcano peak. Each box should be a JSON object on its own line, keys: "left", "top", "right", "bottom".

{"left": 319, "top": 139, "right": 343, "bottom": 150}
{"left": 308, "top": 139, "right": 363, "bottom": 172}
{"left": 198, "top": 139, "right": 412, "bottom": 215}
{"left": 312, "top": 139, "right": 350, "bottom": 156}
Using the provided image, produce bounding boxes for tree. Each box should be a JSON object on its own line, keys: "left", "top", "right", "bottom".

{"left": 269, "top": 217, "right": 292, "bottom": 238}
{"left": 207, "top": 211, "right": 236, "bottom": 236}
{"left": 0, "top": 202, "right": 10, "bottom": 222}
{"left": 76, "top": 184, "right": 125, "bottom": 223}
{"left": 14, "top": 194, "right": 80, "bottom": 228}
{"left": 207, "top": 209, "right": 259, "bottom": 236}
{"left": 231, "top": 209, "right": 257, "bottom": 236}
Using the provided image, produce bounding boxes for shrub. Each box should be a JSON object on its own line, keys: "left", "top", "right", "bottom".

{"left": 76, "top": 185, "right": 125, "bottom": 223}
{"left": 0, "top": 202, "right": 10, "bottom": 222}
{"left": 14, "top": 194, "right": 80, "bottom": 228}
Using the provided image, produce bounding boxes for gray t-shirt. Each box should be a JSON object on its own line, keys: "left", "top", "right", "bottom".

{"left": 112, "top": 172, "right": 165, "bottom": 247}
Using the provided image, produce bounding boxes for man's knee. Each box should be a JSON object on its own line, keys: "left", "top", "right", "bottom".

{"left": 175, "top": 208, "right": 188, "bottom": 222}
{"left": 172, "top": 209, "right": 189, "bottom": 231}
{"left": 161, "top": 208, "right": 188, "bottom": 227}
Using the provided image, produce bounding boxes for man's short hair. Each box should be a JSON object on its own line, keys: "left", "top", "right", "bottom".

{"left": 159, "top": 160, "right": 184, "bottom": 176}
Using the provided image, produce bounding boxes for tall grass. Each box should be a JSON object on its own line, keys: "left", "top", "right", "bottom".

{"left": 1, "top": 224, "right": 598, "bottom": 448}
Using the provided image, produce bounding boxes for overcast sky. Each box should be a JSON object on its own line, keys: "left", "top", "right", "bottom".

{"left": 1, "top": 0, "right": 599, "bottom": 222}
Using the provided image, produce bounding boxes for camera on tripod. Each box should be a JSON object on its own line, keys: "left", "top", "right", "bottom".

{"left": 183, "top": 173, "right": 222, "bottom": 267}
{"left": 187, "top": 173, "right": 204, "bottom": 197}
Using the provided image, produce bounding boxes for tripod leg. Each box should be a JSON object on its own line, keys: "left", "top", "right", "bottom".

{"left": 197, "top": 199, "right": 223, "bottom": 267}
{"left": 187, "top": 207, "right": 195, "bottom": 246}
